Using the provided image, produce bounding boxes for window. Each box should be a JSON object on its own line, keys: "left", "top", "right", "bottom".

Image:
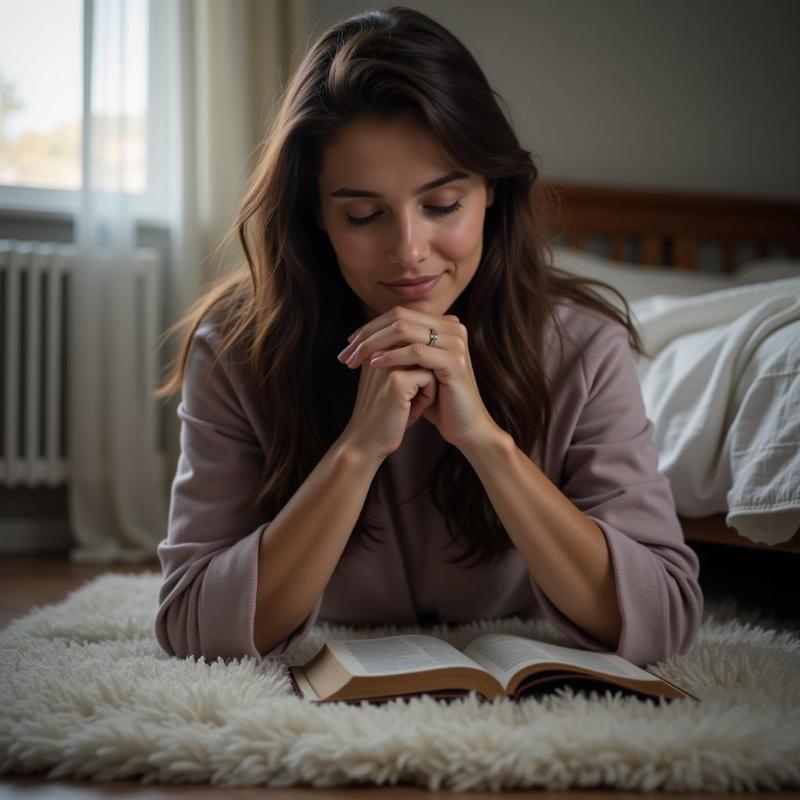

{"left": 0, "top": 0, "right": 150, "bottom": 215}
{"left": 0, "top": 0, "right": 83, "bottom": 190}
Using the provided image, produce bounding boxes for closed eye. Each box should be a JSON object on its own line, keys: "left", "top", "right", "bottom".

{"left": 345, "top": 200, "right": 463, "bottom": 227}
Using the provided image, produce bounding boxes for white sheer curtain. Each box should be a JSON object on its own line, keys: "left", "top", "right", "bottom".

{"left": 68, "top": 0, "right": 306, "bottom": 564}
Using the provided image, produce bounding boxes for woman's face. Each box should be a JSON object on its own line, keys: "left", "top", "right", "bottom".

{"left": 316, "top": 113, "right": 495, "bottom": 322}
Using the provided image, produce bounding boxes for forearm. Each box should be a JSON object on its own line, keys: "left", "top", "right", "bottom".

{"left": 460, "top": 427, "right": 622, "bottom": 650}
{"left": 254, "top": 435, "right": 383, "bottom": 654}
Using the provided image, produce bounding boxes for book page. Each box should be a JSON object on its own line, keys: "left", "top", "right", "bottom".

{"left": 463, "top": 634, "right": 659, "bottom": 689}
{"left": 328, "top": 634, "right": 481, "bottom": 677}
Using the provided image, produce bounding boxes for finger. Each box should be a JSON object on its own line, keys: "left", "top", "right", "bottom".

{"left": 406, "top": 374, "right": 437, "bottom": 428}
{"left": 339, "top": 324, "right": 406, "bottom": 365}
{"left": 348, "top": 328, "right": 462, "bottom": 369}
{"left": 340, "top": 318, "right": 424, "bottom": 364}
{"left": 343, "top": 311, "right": 462, "bottom": 359}
{"left": 369, "top": 342, "right": 455, "bottom": 370}
{"left": 403, "top": 368, "right": 437, "bottom": 426}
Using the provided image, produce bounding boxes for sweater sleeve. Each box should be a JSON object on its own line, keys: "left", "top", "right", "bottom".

{"left": 529, "top": 319, "right": 704, "bottom": 667}
{"left": 154, "top": 319, "right": 322, "bottom": 664}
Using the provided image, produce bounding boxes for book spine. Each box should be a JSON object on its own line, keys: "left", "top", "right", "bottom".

{"left": 288, "top": 669, "right": 304, "bottom": 700}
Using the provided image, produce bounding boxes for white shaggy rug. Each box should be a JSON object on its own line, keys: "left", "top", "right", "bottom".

{"left": 1, "top": 572, "right": 799, "bottom": 792}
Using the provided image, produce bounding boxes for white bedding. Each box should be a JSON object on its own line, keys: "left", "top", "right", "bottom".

{"left": 631, "top": 281, "right": 800, "bottom": 545}
{"left": 553, "top": 246, "right": 800, "bottom": 545}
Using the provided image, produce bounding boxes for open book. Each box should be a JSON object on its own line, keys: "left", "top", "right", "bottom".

{"left": 289, "top": 633, "right": 699, "bottom": 705}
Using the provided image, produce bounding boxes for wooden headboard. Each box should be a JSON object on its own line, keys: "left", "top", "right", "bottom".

{"left": 539, "top": 181, "right": 800, "bottom": 555}
{"left": 541, "top": 181, "right": 800, "bottom": 273}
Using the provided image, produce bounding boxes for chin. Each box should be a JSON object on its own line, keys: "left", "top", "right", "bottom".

{"left": 392, "top": 296, "right": 447, "bottom": 312}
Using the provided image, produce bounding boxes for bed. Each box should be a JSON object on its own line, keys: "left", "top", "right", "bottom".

{"left": 540, "top": 181, "right": 800, "bottom": 555}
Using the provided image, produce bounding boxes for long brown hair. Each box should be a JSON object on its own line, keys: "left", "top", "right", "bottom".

{"left": 155, "top": 6, "right": 644, "bottom": 568}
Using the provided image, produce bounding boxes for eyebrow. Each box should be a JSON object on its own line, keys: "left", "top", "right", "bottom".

{"left": 329, "top": 170, "right": 470, "bottom": 199}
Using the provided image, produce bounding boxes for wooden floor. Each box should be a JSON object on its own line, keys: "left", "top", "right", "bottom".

{"left": 1, "top": 545, "right": 798, "bottom": 798}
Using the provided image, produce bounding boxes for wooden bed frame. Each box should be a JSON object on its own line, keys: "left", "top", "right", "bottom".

{"left": 542, "top": 181, "right": 800, "bottom": 555}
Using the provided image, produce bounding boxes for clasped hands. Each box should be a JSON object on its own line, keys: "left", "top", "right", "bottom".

{"left": 336, "top": 306, "right": 500, "bottom": 450}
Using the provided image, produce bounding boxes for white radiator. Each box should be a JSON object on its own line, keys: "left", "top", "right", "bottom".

{"left": 0, "top": 240, "right": 161, "bottom": 488}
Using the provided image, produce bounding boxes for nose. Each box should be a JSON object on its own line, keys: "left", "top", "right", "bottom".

{"left": 388, "top": 210, "right": 431, "bottom": 265}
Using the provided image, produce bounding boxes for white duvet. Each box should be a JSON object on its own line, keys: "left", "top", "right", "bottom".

{"left": 630, "top": 278, "right": 800, "bottom": 545}
{"left": 551, "top": 247, "right": 800, "bottom": 546}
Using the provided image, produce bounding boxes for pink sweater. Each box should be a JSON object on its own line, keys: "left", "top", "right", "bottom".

{"left": 155, "top": 301, "right": 703, "bottom": 667}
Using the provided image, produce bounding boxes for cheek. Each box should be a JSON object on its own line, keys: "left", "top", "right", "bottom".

{"left": 438, "top": 210, "right": 485, "bottom": 262}
{"left": 329, "top": 229, "right": 379, "bottom": 275}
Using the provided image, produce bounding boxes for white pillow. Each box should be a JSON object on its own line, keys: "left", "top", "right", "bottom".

{"left": 734, "top": 258, "right": 800, "bottom": 284}
{"left": 551, "top": 245, "right": 734, "bottom": 303}
{"left": 551, "top": 246, "right": 800, "bottom": 304}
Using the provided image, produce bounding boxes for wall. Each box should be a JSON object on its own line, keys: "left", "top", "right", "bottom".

{"left": 306, "top": 0, "right": 800, "bottom": 199}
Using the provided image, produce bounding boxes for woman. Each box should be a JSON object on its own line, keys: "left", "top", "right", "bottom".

{"left": 154, "top": 6, "right": 703, "bottom": 668}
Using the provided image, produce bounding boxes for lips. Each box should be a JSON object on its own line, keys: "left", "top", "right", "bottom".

{"left": 383, "top": 274, "right": 441, "bottom": 298}
{"left": 384, "top": 275, "right": 440, "bottom": 286}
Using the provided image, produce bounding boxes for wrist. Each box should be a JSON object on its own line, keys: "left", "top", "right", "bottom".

{"left": 456, "top": 419, "right": 514, "bottom": 464}
{"left": 333, "top": 430, "right": 387, "bottom": 471}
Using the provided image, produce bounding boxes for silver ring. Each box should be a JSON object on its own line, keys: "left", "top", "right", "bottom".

{"left": 427, "top": 328, "right": 439, "bottom": 347}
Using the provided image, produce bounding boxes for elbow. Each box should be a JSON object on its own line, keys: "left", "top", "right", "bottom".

{"left": 154, "top": 592, "right": 215, "bottom": 662}
{"left": 154, "top": 598, "right": 191, "bottom": 659}
{"left": 674, "top": 569, "right": 704, "bottom": 657}
{"left": 253, "top": 618, "right": 280, "bottom": 657}
{"left": 616, "top": 568, "right": 704, "bottom": 667}
{"left": 252, "top": 587, "right": 284, "bottom": 657}
{"left": 663, "top": 548, "right": 704, "bottom": 661}
{"left": 155, "top": 555, "right": 260, "bottom": 663}
{"left": 253, "top": 601, "right": 308, "bottom": 659}
{"left": 154, "top": 585, "right": 293, "bottom": 664}
{"left": 254, "top": 592, "right": 325, "bottom": 661}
